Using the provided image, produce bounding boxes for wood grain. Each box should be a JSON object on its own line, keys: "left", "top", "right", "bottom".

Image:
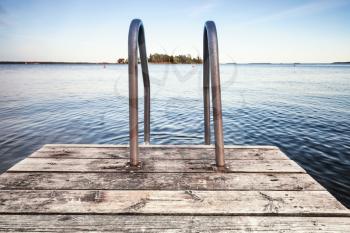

{"left": 0, "top": 172, "right": 324, "bottom": 190}
{"left": 1, "top": 144, "right": 348, "bottom": 232}
{"left": 30, "top": 146, "right": 289, "bottom": 160}
{"left": 8, "top": 158, "right": 304, "bottom": 173}
{"left": 0, "top": 190, "right": 347, "bottom": 215}
{"left": 0, "top": 215, "right": 349, "bottom": 233}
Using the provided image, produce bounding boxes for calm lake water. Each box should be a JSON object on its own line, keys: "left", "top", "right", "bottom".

{"left": 0, "top": 64, "right": 349, "bottom": 207}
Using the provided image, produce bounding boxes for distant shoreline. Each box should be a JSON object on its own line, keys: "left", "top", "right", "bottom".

{"left": 0, "top": 61, "right": 116, "bottom": 65}
{"left": 0, "top": 61, "right": 349, "bottom": 65}
{"left": 0, "top": 61, "right": 201, "bottom": 65}
{"left": 225, "top": 62, "right": 350, "bottom": 65}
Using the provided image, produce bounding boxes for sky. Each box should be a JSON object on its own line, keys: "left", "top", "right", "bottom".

{"left": 0, "top": 0, "right": 350, "bottom": 63}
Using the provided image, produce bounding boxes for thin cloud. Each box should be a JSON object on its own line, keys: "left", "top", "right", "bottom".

{"left": 236, "top": 0, "right": 350, "bottom": 29}
{"left": 0, "top": 4, "right": 7, "bottom": 27}
{"left": 188, "top": 0, "right": 217, "bottom": 17}
{"left": 0, "top": 4, "right": 6, "bottom": 14}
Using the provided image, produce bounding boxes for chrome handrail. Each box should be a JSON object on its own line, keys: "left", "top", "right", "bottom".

{"left": 203, "top": 21, "right": 225, "bottom": 167}
{"left": 128, "top": 19, "right": 150, "bottom": 166}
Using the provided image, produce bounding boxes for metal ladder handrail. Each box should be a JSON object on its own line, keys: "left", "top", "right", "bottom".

{"left": 128, "top": 19, "right": 150, "bottom": 166}
{"left": 203, "top": 21, "right": 225, "bottom": 167}
{"left": 127, "top": 19, "right": 224, "bottom": 168}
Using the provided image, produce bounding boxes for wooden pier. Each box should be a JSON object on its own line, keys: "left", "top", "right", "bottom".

{"left": 0, "top": 144, "right": 349, "bottom": 232}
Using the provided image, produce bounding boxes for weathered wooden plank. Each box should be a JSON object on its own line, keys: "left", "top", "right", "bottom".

{"left": 30, "top": 146, "right": 289, "bottom": 160}
{"left": 0, "top": 215, "right": 349, "bottom": 233}
{"left": 0, "top": 190, "right": 348, "bottom": 215}
{"left": 8, "top": 158, "right": 304, "bottom": 173}
{"left": 43, "top": 144, "right": 280, "bottom": 149}
{"left": 0, "top": 172, "right": 324, "bottom": 191}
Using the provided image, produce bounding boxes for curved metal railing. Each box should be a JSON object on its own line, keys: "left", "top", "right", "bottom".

{"left": 128, "top": 19, "right": 150, "bottom": 166}
{"left": 127, "top": 19, "right": 224, "bottom": 168}
{"left": 203, "top": 21, "right": 225, "bottom": 167}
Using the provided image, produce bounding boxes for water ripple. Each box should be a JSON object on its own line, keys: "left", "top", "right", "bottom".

{"left": 0, "top": 64, "right": 349, "bottom": 207}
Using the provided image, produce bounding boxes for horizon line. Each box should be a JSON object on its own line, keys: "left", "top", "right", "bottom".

{"left": 0, "top": 61, "right": 350, "bottom": 65}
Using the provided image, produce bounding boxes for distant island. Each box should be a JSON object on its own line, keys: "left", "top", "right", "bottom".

{"left": 148, "top": 53, "right": 202, "bottom": 64}
{"left": 118, "top": 53, "right": 202, "bottom": 64}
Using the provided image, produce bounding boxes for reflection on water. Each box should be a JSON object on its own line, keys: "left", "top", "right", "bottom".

{"left": 0, "top": 64, "right": 349, "bottom": 207}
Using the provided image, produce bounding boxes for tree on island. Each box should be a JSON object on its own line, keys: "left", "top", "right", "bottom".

{"left": 117, "top": 58, "right": 127, "bottom": 64}
{"left": 117, "top": 53, "right": 202, "bottom": 64}
{"left": 148, "top": 53, "right": 202, "bottom": 64}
